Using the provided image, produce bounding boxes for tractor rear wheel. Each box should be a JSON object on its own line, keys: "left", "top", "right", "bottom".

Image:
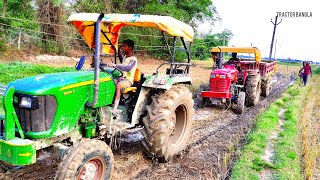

{"left": 196, "top": 84, "right": 209, "bottom": 108}
{"left": 237, "top": 91, "right": 245, "bottom": 114}
{"left": 142, "top": 85, "right": 194, "bottom": 162}
{"left": 261, "top": 79, "right": 270, "bottom": 97}
{"left": 245, "top": 74, "right": 261, "bottom": 106}
{"left": 55, "top": 139, "right": 114, "bottom": 180}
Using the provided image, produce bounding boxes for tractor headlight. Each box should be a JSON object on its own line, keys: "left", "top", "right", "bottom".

{"left": 19, "top": 96, "right": 39, "bottom": 110}
{"left": 20, "top": 97, "right": 32, "bottom": 108}
{"left": 210, "top": 74, "right": 216, "bottom": 78}
{"left": 220, "top": 75, "right": 226, "bottom": 79}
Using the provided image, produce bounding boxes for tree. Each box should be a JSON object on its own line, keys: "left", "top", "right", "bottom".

{"left": 36, "top": 0, "right": 65, "bottom": 53}
{"left": 192, "top": 29, "right": 233, "bottom": 60}
{"left": 2, "top": 0, "right": 7, "bottom": 16}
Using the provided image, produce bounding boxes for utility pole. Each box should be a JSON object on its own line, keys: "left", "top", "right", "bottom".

{"left": 269, "top": 15, "right": 282, "bottom": 60}
{"left": 273, "top": 39, "right": 277, "bottom": 60}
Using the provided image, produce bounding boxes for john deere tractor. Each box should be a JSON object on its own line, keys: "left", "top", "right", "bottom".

{"left": 0, "top": 13, "right": 194, "bottom": 179}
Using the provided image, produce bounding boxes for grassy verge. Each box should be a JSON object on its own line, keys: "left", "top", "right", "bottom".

{"left": 273, "top": 85, "right": 304, "bottom": 179}
{"left": 231, "top": 82, "right": 304, "bottom": 179}
{"left": 0, "top": 61, "right": 73, "bottom": 84}
{"left": 230, "top": 102, "right": 282, "bottom": 179}
{"left": 0, "top": 61, "right": 73, "bottom": 115}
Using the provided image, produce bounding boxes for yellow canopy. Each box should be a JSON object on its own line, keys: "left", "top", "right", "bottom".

{"left": 210, "top": 46, "right": 261, "bottom": 62}
{"left": 68, "top": 13, "right": 194, "bottom": 55}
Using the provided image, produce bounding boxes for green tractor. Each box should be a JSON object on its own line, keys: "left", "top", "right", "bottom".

{"left": 0, "top": 13, "right": 194, "bottom": 179}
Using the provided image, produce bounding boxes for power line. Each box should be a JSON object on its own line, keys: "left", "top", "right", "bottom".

{"left": 0, "top": 22, "right": 84, "bottom": 41}
{"left": 0, "top": 15, "right": 73, "bottom": 29}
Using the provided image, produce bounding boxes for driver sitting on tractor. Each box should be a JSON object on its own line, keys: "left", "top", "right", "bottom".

{"left": 108, "top": 39, "right": 137, "bottom": 116}
{"left": 226, "top": 53, "right": 240, "bottom": 65}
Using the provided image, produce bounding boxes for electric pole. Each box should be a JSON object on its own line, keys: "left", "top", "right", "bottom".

{"left": 269, "top": 15, "right": 282, "bottom": 60}
{"left": 274, "top": 39, "right": 277, "bottom": 60}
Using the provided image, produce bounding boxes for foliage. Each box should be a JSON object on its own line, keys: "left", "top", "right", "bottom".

{"left": 0, "top": 0, "right": 232, "bottom": 60}
{"left": 315, "top": 66, "right": 320, "bottom": 74}
{"left": 0, "top": 0, "right": 37, "bottom": 28}
{"left": 192, "top": 29, "right": 234, "bottom": 60}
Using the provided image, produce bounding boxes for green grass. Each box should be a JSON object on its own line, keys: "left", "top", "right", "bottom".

{"left": 231, "top": 104, "right": 281, "bottom": 180}
{"left": 273, "top": 85, "right": 306, "bottom": 180}
{"left": 231, "top": 82, "right": 304, "bottom": 180}
{"left": 276, "top": 61, "right": 302, "bottom": 67}
{"left": 0, "top": 61, "right": 74, "bottom": 115}
{"left": 0, "top": 61, "right": 74, "bottom": 84}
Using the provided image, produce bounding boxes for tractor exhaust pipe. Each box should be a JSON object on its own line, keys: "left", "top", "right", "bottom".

{"left": 218, "top": 47, "right": 222, "bottom": 69}
{"left": 86, "top": 13, "right": 104, "bottom": 107}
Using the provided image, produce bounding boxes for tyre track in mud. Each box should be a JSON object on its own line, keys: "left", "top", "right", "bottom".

{"left": 1, "top": 74, "right": 292, "bottom": 180}
{"left": 132, "top": 75, "right": 292, "bottom": 179}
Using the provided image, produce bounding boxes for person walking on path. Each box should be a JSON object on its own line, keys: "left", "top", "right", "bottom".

{"left": 299, "top": 62, "right": 306, "bottom": 85}
{"left": 299, "top": 62, "right": 312, "bottom": 86}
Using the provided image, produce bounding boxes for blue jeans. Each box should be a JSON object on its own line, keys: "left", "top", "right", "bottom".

{"left": 303, "top": 74, "right": 309, "bottom": 86}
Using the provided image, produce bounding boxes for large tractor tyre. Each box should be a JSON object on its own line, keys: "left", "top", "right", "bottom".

{"left": 55, "top": 139, "right": 114, "bottom": 180}
{"left": 196, "top": 84, "right": 210, "bottom": 108}
{"left": 237, "top": 91, "right": 245, "bottom": 114}
{"left": 0, "top": 161, "right": 23, "bottom": 172}
{"left": 142, "top": 85, "right": 194, "bottom": 162}
{"left": 245, "top": 74, "right": 261, "bottom": 107}
{"left": 261, "top": 79, "right": 270, "bottom": 97}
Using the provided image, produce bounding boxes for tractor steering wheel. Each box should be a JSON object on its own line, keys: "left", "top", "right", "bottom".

{"left": 100, "top": 63, "right": 123, "bottom": 77}
{"left": 110, "top": 66, "right": 124, "bottom": 77}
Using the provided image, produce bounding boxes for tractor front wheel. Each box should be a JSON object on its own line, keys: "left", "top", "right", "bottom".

{"left": 196, "top": 84, "right": 209, "bottom": 108}
{"left": 261, "top": 79, "right": 270, "bottom": 97}
{"left": 237, "top": 91, "right": 245, "bottom": 114}
{"left": 55, "top": 139, "right": 114, "bottom": 180}
{"left": 142, "top": 85, "right": 194, "bottom": 162}
{"left": 0, "top": 161, "right": 23, "bottom": 172}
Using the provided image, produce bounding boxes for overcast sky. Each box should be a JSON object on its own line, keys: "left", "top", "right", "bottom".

{"left": 198, "top": 0, "right": 318, "bottom": 62}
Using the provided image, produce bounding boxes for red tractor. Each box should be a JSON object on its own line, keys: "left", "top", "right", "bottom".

{"left": 197, "top": 47, "right": 276, "bottom": 114}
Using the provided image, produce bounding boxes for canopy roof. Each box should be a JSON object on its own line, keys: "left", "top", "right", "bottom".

{"left": 210, "top": 46, "right": 261, "bottom": 62}
{"left": 68, "top": 13, "right": 194, "bottom": 55}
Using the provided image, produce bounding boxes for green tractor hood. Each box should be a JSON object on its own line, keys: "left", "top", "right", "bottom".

{"left": 8, "top": 71, "right": 101, "bottom": 95}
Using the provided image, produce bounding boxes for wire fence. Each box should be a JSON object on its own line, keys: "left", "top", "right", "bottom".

{"left": 0, "top": 16, "right": 226, "bottom": 61}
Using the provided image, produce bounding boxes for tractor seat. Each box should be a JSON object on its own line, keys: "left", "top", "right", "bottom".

{"left": 122, "top": 68, "right": 141, "bottom": 94}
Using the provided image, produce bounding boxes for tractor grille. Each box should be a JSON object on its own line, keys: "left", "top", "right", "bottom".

{"left": 13, "top": 94, "right": 57, "bottom": 132}
{"left": 210, "top": 78, "right": 228, "bottom": 92}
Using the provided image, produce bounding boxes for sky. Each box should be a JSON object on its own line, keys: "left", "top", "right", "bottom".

{"left": 198, "top": 0, "right": 319, "bottom": 62}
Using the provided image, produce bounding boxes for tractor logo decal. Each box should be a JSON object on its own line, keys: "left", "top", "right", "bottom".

{"left": 18, "top": 152, "right": 31, "bottom": 157}
{"left": 59, "top": 77, "right": 111, "bottom": 91}
{"left": 64, "top": 90, "right": 76, "bottom": 96}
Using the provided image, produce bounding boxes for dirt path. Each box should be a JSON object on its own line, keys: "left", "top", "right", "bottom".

{"left": 0, "top": 73, "right": 292, "bottom": 180}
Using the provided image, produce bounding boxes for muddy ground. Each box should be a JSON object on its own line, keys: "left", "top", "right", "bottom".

{"left": 0, "top": 73, "right": 293, "bottom": 180}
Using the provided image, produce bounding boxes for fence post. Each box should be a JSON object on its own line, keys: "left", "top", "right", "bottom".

{"left": 18, "top": 27, "right": 21, "bottom": 50}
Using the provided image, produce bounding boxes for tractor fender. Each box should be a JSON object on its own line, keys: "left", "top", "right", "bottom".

{"left": 142, "top": 75, "right": 174, "bottom": 90}
{"left": 131, "top": 87, "right": 151, "bottom": 125}
{"left": 142, "top": 75, "right": 192, "bottom": 90}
